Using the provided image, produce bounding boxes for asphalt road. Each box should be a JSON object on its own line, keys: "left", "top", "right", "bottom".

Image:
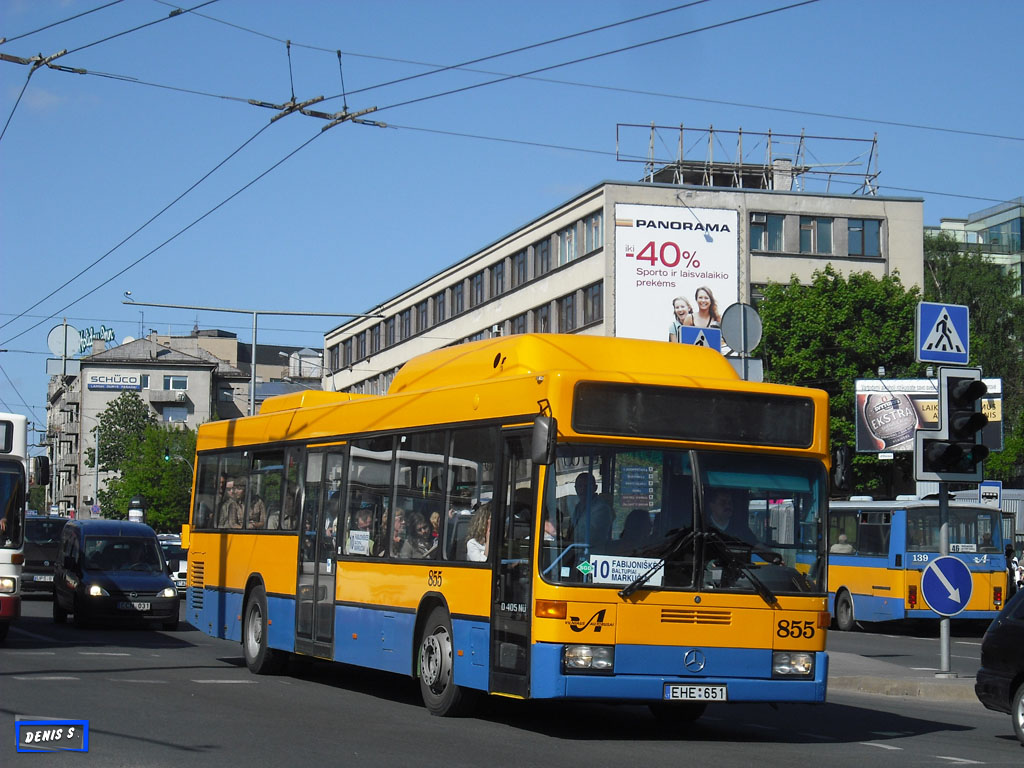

{"left": 2, "top": 599, "right": 1020, "bottom": 767}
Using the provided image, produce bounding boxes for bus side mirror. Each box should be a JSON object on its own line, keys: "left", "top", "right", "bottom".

{"left": 832, "top": 444, "right": 852, "bottom": 493}
{"left": 531, "top": 415, "right": 557, "bottom": 466}
{"left": 30, "top": 456, "right": 51, "bottom": 486}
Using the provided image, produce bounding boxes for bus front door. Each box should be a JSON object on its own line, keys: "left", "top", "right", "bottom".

{"left": 489, "top": 432, "right": 533, "bottom": 699}
{"left": 295, "top": 448, "right": 344, "bottom": 657}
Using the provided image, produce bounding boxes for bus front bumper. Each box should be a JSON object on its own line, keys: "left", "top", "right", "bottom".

{"left": 529, "top": 644, "right": 828, "bottom": 703}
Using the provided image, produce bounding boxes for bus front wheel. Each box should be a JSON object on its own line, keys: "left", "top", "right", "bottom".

{"left": 243, "top": 584, "right": 287, "bottom": 675}
{"left": 835, "top": 590, "right": 855, "bottom": 632}
{"left": 418, "top": 606, "right": 469, "bottom": 716}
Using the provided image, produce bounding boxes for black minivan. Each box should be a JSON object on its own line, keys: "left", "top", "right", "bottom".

{"left": 22, "top": 515, "right": 69, "bottom": 595}
{"left": 52, "top": 519, "right": 179, "bottom": 630}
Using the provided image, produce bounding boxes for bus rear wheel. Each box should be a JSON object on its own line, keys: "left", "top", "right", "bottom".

{"left": 243, "top": 584, "right": 287, "bottom": 675}
{"left": 835, "top": 590, "right": 855, "bottom": 632}
{"left": 418, "top": 606, "right": 469, "bottom": 716}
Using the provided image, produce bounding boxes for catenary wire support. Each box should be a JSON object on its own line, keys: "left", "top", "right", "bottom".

{"left": 286, "top": 40, "right": 295, "bottom": 103}
{"left": 321, "top": 105, "right": 381, "bottom": 133}
{"left": 336, "top": 50, "right": 348, "bottom": 113}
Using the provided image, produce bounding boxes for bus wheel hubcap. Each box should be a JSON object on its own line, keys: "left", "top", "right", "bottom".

{"left": 421, "top": 629, "right": 451, "bottom": 690}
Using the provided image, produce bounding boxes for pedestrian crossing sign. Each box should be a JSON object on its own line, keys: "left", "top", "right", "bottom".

{"left": 678, "top": 326, "right": 722, "bottom": 352}
{"left": 916, "top": 302, "right": 969, "bottom": 364}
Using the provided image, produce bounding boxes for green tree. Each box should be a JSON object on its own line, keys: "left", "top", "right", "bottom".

{"left": 28, "top": 484, "right": 46, "bottom": 512}
{"left": 100, "top": 424, "right": 196, "bottom": 532}
{"left": 924, "top": 232, "right": 1024, "bottom": 485}
{"left": 758, "top": 265, "right": 923, "bottom": 495}
{"left": 85, "top": 391, "right": 156, "bottom": 473}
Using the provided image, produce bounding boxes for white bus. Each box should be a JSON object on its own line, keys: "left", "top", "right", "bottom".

{"left": 1, "top": 413, "right": 49, "bottom": 641}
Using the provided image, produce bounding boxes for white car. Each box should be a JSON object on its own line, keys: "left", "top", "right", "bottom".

{"left": 157, "top": 534, "right": 188, "bottom": 597}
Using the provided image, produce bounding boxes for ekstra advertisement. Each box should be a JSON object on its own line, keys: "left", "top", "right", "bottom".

{"left": 613, "top": 203, "right": 739, "bottom": 343}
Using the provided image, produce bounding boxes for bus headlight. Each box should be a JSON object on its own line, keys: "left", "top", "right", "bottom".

{"left": 773, "top": 651, "right": 814, "bottom": 677}
{"left": 563, "top": 645, "right": 614, "bottom": 673}
{"left": 87, "top": 585, "right": 109, "bottom": 597}
{"left": 0, "top": 576, "right": 16, "bottom": 594}
{"left": 158, "top": 587, "right": 177, "bottom": 598}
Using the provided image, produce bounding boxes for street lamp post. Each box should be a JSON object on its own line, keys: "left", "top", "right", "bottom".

{"left": 122, "top": 300, "right": 380, "bottom": 415}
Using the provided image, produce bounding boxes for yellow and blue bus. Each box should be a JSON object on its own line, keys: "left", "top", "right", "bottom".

{"left": 184, "top": 334, "right": 832, "bottom": 718}
{"left": 828, "top": 499, "right": 1009, "bottom": 631}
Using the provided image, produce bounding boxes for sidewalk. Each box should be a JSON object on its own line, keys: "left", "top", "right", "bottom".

{"left": 828, "top": 651, "right": 979, "bottom": 702}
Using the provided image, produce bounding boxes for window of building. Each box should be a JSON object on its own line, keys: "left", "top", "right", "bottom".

{"left": 163, "top": 375, "right": 187, "bottom": 390}
{"left": 219, "top": 387, "right": 234, "bottom": 402}
{"left": 452, "top": 284, "right": 465, "bottom": 315}
{"left": 584, "top": 211, "right": 603, "bottom": 253}
{"left": 417, "top": 301, "right": 429, "bottom": 332}
{"left": 534, "top": 238, "right": 551, "bottom": 276}
{"left": 400, "top": 309, "right": 412, "bottom": 340}
{"left": 356, "top": 332, "right": 367, "bottom": 360}
{"left": 512, "top": 250, "right": 528, "bottom": 287}
{"left": 371, "top": 325, "right": 381, "bottom": 354}
{"left": 385, "top": 317, "right": 395, "bottom": 347}
{"left": 470, "top": 272, "right": 485, "bottom": 308}
{"left": 511, "top": 313, "right": 527, "bottom": 335}
{"left": 329, "top": 345, "right": 339, "bottom": 372}
{"left": 434, "top": 291, "right": 446, "bottom": 325}
{"left": 557, "top": 224, "right": 577, "bottom": 266}
{"left": 557, "top": 293, "right": 577, "bottom": 332}
{"left": 800, "top": 216, "right": 833, "bottom": 255}
{"left": 343, "top": 339, "right": 353, "bottom": 367}
{"left": 140, "top": 374, "right": 150, "bottom": 389}
{"left": 848, "top": 218, "right": 881, "bottom": 257}
{"left": 750, "top": 213, "right": 784, "bottom": 251}
{"left": 583, "top": 281, "right": 603, "bottom": 325}
{"left": 490, "top": 262, "right": 505, "bottom": 297}
{"left": 533, "top": 304, "right": 551, "bottom": 333}
{"left": 162, "top": 405, "right": 188, "bottom": 423}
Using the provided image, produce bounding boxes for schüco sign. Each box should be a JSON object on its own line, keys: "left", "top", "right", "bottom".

{"left": 87, "top": 373, "right": 141, "bottom": 391}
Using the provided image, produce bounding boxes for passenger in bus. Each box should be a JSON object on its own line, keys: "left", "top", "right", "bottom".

{"left": 619, "top": 509, "right": 652, "bottom": 550}
{"left": 218, "top": 476, "right": 246, "bottom": 529}
{"left": 570, "top": 473, "right": 613, "bottom": 544}
{"left": 345, "top": 505, "right": 374, "bottom": 555}
{"left": 246, "top": 481, "right": 268, "bottom": 529}
{"left": 466, "top": 503, "right": 491, "bottom": 562}
{"left": 829, "top": 533, "right": 855, "bottom": 554}
{"left": 389, "top": 510, "right": 408, "bottom": 557}
{"left": 401, "top": 511, "right": 435, "bottom": 559}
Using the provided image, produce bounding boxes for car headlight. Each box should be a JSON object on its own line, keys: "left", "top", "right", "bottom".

{"left": 563, "top": 644, "right": 614, "bottom": 673}
{"left": 773, "top": 651, "right": 814, "bottom": 677}
{"left": 158, "top": 587, "right": 177, "bottom": 598}
{"left": 87, "top": 585, "right": 109, "bottom": 597}
{"left": 0, "top": 576, "right": 16, "bottom": 594}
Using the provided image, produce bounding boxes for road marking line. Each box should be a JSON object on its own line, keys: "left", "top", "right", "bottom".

{"left": 860, "top": 742, "right": 902, "bottom": 750}
{"left": 911, "top": 667, "right": 940, "bottom": 671}
{"left": 80, "top": 651, "right": 130, "bottom": 656}
{"left": 191, "top": 679, "right": 257, "bottom": 684}
{"left": 114, "top": 679, "right": 169, "bottom": 684}
{"left": 934, "top": 757, "right": 982, "bottom": 764}
{"left": 6, "top": 650, "right": 57, "bottom": 655}
{"left": 13, "top": 676, "right": 79, "bottom": 681}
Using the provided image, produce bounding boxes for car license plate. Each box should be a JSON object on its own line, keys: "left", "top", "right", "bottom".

{"left": 664, "top": 684, "right": 727, "bottom": 701}
{"left": 34, "top": 574, "right": 53, "bottom": 582}
{"left": 117, "top": 601, "right": 151, "bottom": 611}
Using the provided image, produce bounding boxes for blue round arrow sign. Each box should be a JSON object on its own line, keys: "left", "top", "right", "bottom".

{"left": 921, "top": 555, "right": 974, "bottom": 616}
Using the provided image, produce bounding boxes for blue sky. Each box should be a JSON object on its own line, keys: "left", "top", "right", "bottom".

{"left": 2, "top": 0, "right": 1021, "bottom": 442}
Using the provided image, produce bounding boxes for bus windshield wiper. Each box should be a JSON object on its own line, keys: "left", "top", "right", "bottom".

{"left": 619, "top": 528, "right": 695, "bottom": 599}
{"left": 703, "top": 530, "right": 779, "bottom": 608}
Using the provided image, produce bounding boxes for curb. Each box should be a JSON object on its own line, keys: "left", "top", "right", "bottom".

{"left": 828, "top": 675, "right": 979, "bottom": 703}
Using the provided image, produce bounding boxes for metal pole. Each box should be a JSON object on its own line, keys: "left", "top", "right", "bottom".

{"left": 93, "top": 427, "right": 100, "bottom": 520}
{"left": 250, "top": 311, "right": 258, "bottom": 417}
{"left": 938, "top": 481, "right": 953, "bottom": 676}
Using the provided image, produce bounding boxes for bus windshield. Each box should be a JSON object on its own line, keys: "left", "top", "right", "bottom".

{"left": 906, "top": 506, "right": 1003, "bottom": 553}
{"left": 0, "top": 463, "right": 26, "bottom": 549}
{"left": 541, "top": 446, "right": 826, "bottom": 594}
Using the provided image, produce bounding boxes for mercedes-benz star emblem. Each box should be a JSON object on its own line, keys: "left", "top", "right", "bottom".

{"left": 683, "top": 649, "right": 707, "bottom": 672}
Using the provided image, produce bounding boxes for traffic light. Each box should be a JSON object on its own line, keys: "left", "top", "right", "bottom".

{"left": 915, "top": 367, "right": 989, "bottom": 481}
{"left": 163, "top": 447, "right": 171, "bottom": 462}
